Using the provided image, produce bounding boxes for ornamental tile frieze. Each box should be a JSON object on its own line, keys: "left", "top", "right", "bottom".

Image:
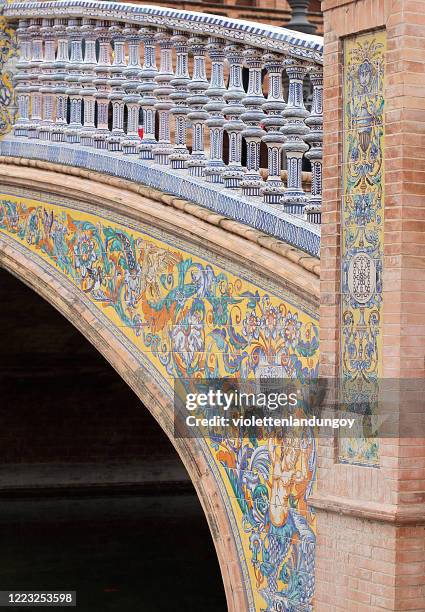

{"left": 0, "top": 192, "right": 319, "bottom": 610}
{"left": 340, "top": 30, "right": 386, "bottom": 467}
{"left": 0, "top": 9, "right": 18, "bottom": 136}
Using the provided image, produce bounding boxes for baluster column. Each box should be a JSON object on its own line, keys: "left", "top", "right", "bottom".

{"left": 204, "top": 37, "right": 226, "bottom": 183}
{"left": 240, "top": 47, "right": 266, "bottom": 197}
{"left": 7, "top": 9, "right": 325, "bottom": 233}
{"left": 93, "top": 21, "right": 112, "bottom": 149}
{"left": 65, "top": 18, "right": 84, "bottom": 143}
{"left": 169, "top": 30, "right": 190, "bottom": 169}
{"left": 107, "top": 23, "right": 126, "bottom": 152}
{"left": 138, "top": 27, "right": 158, "bottom": 160}
{"left": 280, "top": 58, "right": 309, "bottom": 212}
{"left": 153, "top": 29, "right": 175, "bottom": 165}
{"left": 223, "top": 44, "right": 245, "bottom": 189}
{"left": 51, "top": 19, "right": 68, "bottom": 142}
{"left": 14, "top": 19, "right": 32, "bottom": 137}
{"left": 79, "top": 19, "right": 97, "bottom": 147}
{"left": 304, "top": 67, "right": 323, "bottom": 223}
{"left": 27, "top": 19, "right": 43, "bottom": 139}
{"left": 261, "top": 53, "right": 286, "bottom": 203}
{"left": 38, "top": 19, "right": 56, "bottom": 141}
{"left": 122, "top": 25, "right": 142, "bottom": 154}
{"left": 187, "top": 36, "right": 209, "bottom": 178}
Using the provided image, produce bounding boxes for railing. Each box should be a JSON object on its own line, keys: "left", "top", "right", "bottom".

{"left": 2, "top": 1, "right": 323, "bottom": 256}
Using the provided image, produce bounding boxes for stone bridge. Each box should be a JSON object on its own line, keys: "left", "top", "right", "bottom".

{"left": 0, "top": 0, "right": 425, "bottom": 610}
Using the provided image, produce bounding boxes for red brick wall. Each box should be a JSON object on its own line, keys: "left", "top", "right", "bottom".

{"left": 317, "top": 0, "right": 425, "bottom": 609}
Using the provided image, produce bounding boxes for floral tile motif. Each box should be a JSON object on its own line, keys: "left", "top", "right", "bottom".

{"left": 0, "top": 193, "right": 319, "bottom": 611}
{"left": 339, "top": 30, "right": 386, "bottom": 467}
{"left": 0, "top": 12, "right": 17, "bottom": 136}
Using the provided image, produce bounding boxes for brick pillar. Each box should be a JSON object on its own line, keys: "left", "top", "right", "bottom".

{"left": 313, "top": 0, "right": 425, "bottom": 609}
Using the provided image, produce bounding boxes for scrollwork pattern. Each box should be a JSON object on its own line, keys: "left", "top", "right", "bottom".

{"left": 0, "top": 13, "right": 17, "bottom": 136}
{"left": 340, "top": 31, "right": 386, "bottom": 467}
{"left": 0, "top": 193, "right": 319, "bottom": 610}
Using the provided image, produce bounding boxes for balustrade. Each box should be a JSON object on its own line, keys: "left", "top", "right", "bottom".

{"left": 108, "top": 22, "right": 127, "bottom": 152}
{"left": 66, "top": 18, "right": 84, "bottom": 142}
{"left": 153, "top": 29, "right": 174, "bottom": 165}
{"left": 122, "top": 24, "right": 142, "bottom": 154}
{"left": 187, "top": 35, "right": 209, "bottom": 178}
{"left": 4, "top": 1, "right": 323, "bottom": 229}
{"left": 139, "top": 27, "right": 158, "bottom": 160}
{"left": 14, "top": 19, "right": 31, "bottom": 137}
{"left": 281, "top": 59, "right": 310, "bottom": 212}
{"left": 222, "top": 44, "right": 245, "bottom": 189}
{"left": 304, "top": 67, "right": 323, "bottom": 223}
{"left": 51, "top": 18, "right": 69, "bottom": 142}
{"left": 262, "top": 53, "right": 286, "bottom": 204}
{"left": 27, "top": 18, "right": 43, "bottom": 139}
{"left": 38, "top": 18, "right": 56, "bottom": 141}
{"left": 93, "top": 20, "right": 111, "bottom": 149}
{"left": 169, "top": 30, "right": 190, "bottom": 170}
{"left": 79, "top": 18, "right": 97, "bottom": 147}
{"left": 240, "top": 47, "right": 266, "bottom": 198}
{"left": 204, "top": 37, "right": 226, "bottom": 184}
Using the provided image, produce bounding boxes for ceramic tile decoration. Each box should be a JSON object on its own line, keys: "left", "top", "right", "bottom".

{"left": 0, "top": 191, "right": 319, "bottom": 610}
{"left": 0, "top": 138, "right": 322, "bottom": 257}
{"left": 3, "top": 0, "right": 324, "bottom": 62}
{"left": 0, "top": 2, "right": 326, "bottom": 605}
{"left": 0, "top": 10, "right": 17, "bottom": 136}
{"left": 0, "top": 0, "right": 324, "bottom": 251}
{"left": 339, "top": 30, "right": 386, "bottom": 467}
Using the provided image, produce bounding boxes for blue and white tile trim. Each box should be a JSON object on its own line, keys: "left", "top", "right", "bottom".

{"left": 0, "top": 137, "right": 321, "bottom": 257}
{"left": 4, "top": 0, "right": 323, "bottom": 64}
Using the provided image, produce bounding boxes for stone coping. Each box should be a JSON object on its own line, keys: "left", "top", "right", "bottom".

{"left": 0, "top": 137, "right": 321, "bottom": 258}
{"left": 0, "top": 158, "right": 321, "bottom": 308}
{"left": 310, "top": 494, "right": 425, "bottom": 525}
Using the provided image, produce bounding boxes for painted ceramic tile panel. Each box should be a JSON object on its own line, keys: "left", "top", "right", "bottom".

{"left": 0, "top": 12, "right": 17, "bottom": 136}
{"left": 0, "top": 193, "right": 319, "bottom": 611}
{"left": 339, "top": 30, "right": 386, "bottom": 467}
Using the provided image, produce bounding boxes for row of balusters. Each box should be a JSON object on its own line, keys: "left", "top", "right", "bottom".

{"left": 12, "top": 17, "right": 323, "bottom": 221}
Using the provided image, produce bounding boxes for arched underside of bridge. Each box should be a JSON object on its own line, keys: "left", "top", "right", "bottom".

{"left": 0, "top": 161, "right": 320, "bottom": 611}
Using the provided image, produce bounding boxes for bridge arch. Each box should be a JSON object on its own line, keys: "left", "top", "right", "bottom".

{"left": 0, "top": 193, "right": 247, "bottom": 612}
{"left": 0, "top": 173, "right": 265, "bottom": 608}
{"left": 0, "top": 161, "right": 319, "bottom": 610}
{"left": 0, "top": 262, "right": 229, "bottom": 609}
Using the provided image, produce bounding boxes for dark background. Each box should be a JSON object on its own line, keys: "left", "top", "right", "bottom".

{"left": 0, "top": 267, "right": 226, "bottom": 611}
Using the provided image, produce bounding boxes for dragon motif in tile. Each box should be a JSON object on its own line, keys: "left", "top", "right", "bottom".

{"left": 0, "top": 193, "right": 319, "bottom": 610}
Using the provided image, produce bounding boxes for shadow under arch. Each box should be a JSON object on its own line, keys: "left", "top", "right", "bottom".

{"left": 0, "top": 234, "right": 247, "bottom": 612}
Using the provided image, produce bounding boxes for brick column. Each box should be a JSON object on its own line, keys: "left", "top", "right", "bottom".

{"left": 314, "top": 0, "right": 425, "bottom": 609}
